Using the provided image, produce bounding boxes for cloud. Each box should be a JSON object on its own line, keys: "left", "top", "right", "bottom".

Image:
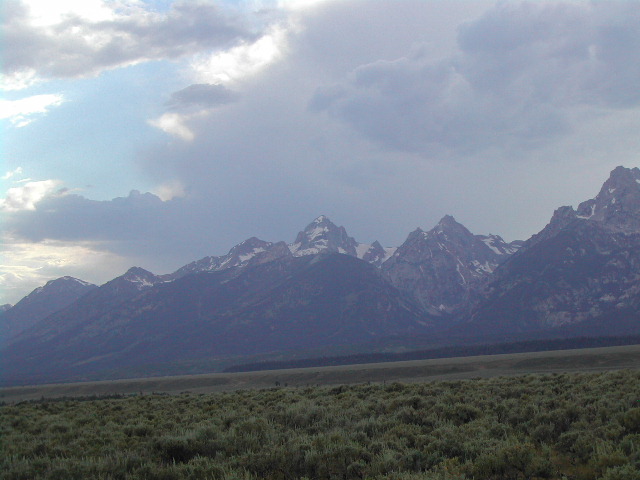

{"left": 0, "top": 180, "right": 62, "bottom": 211}
{"left": 311, "top": 2, "right": 640, "bottom": 157}
{"left": 153, "top": 180, "right": 186, "bottom": 201}
{"left": 2, "top": 0, "right": 256, "bottom": 88}
{"left": 2, "top": 190, "right": 211, "bottom": 265}
{"left": 0, "top": 234, "right": 130, "bottom": 305}
{"left": 0, "top": 94, "right": 64, "bottom": 127}
{"left": 148, "top": 112, "right": 197, "bottom": 141}
{"left": 150, "top": 23, "right": 287, "bottom": 139}
{"left": 190, "top": 24, "right": 287, "bottom": 84}
{"left": 5, "top": 0, "right": 640, "bottom": 306}
{"left": 167, "top": 83, "right": 238, "bottom": 111}
{"left": 2, "top": 167, "right": 24, "bottom": 181}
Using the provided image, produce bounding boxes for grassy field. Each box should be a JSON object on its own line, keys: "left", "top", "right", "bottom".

{"left": 2, "top": 344, "right": 640, "bottom": 403}
{"left": 2, "top": 369, "right": 639, "bottom": 479}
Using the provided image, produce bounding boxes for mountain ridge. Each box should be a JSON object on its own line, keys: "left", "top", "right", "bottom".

{"left": 2, "top": 165, "right": 639, "bottom": 385}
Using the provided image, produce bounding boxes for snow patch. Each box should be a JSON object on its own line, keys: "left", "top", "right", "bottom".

{"left": 293, "top": 247, "right": 323, "bottom": 257}
{"left": 455, "top": 264, "right": 466, "bottom": 284}
{"left": 382, "top": 247, "right": 396, "bottom": 263}
{"left": 128, "top": 276, "right": 155, "bottom": 289}
{"left": 288, "top": 242, "right": 301, "bottom": 254}
{"left": 472, "top": 260, "right": 494, "bottom": 274}
{"left": 481, "top": 236, "right": 503, "bottom": 255}
{"left": 356, "top": 243, "right": 372, "bottom": 259}
{"left": 238, "top": 247, "right": 265, "bottom": 263}
{"left": 307, "top": 225, "right": 330, "bottom": 241}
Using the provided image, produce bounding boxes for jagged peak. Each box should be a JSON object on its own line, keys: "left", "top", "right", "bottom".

{"left": 45, "top": 276, "right": 93, "bottom": 287}
{"left": 304, "top": 215, "right": 339, "bottom": 231}
{"left": 238, "top": 236, "right": 266, "bottom": 245}
{"left": 594, "top": 166, "right": 640, "bottom": 199}
{"left": 429, "top": 215, "right": 474, "bottom": 238}
{"left": 607, "top": 165, "right": 640, "bottom": 183}
{"left": 572, "top": 165, "right": 640, "bottom": 231}
{"left": 437, "top": 214, "right": 458, "bottom": 226}
{"left": 122, "top": 267, "right": 156, "bottom": 281}
{"left": 229, "top": 237, "right": 272, "bottom": 253}
{"left": 125, "top": 266, "right": 153, "bottom": 275}
{"left": 313, "top": 215, "right": 331, "bottom": 224}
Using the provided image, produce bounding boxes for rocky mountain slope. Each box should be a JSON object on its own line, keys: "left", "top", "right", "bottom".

{"left": 381, "top": 215, "right": 520, "bottom": 315}
{"left": 464, "top": 166, "right": 640, "bottom": 335}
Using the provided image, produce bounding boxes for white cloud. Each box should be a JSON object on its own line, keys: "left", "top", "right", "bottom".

{"left": 0, "top": 94, "right": 64, "bottom": 127}
{"left": 153, "top": 180, "right": 185, "bottom": 201}
{"left": 3, "top": 0, "right": 252, "bottom": 88}
{"left": 277, "top": 0, "right": 332, "bottom": 11}
{"left": 2, "top": 167, "right": 24, "bottom": 181}
{"left": 190, "top": 24, "right": 287, "bottom": 85}
{"left": 0, "top": 68, "right": 39, "bottom": 91}
{"left": 148, "top": 112, "right": 196, "bottom": 141}
{"left": 0, "top": 179, "right": 61, "bottom": 211}
{"left": 20, "top": 0, "right": 118, "bottom": 26}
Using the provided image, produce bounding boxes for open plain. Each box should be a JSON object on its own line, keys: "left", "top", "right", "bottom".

{"left": 3, "top": 344, "right": 639, "bottom": 403}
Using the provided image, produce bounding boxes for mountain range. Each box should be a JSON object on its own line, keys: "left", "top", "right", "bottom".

{"left": 1, "top": 166, "right": 639, "bottom": 385}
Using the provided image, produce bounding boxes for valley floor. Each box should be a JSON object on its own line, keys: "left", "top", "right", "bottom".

{"left": 2, "top": 344, "right": 639, "bottom": 403}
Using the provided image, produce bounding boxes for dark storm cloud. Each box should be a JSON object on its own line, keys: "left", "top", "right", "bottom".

{"left": 2, "top": 185, "right": 312, "bottom": 273}
{"left": 3, "top": 0, "right": 255, "bottom": 81}
{"left": 3, "top": 191, "right": 199, "bottom": 266}
{"left": 167, "top": 84, "right": 238, "bottom": 111}
{"left": 311, "top": 2, "right": 640, "bottom": 156}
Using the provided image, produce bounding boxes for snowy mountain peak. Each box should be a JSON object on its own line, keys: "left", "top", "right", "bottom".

{"left": 21, "top": 276, "right": 96, "bottom": 301}
{"left": 169, "top": 237, "right": 291, "bottom": 280}
{"left": 477, "top": 234, "right": 523, "bottom": 256}
{"left": 573, "top": 166, "right": 640, "bottom": 232}
{"left": 227, "top": 237, "right": 272, "bottom": 257}
{"left": 360, "top": 240, "right": 396, "bottom": 267}
{"left": 290, "top": 216, "right": 359, "bottom": 257}
{"left": 122, "top": 267, "right": 158, "bottom": 289}
{"left": 382, "top": 217, "right": 520, "bottom": 314}
{"left": 219, "top": 237, "right": 275, "bottom": 269}
{"left": 44, "top": 276, "right": 95, "bottom": 289}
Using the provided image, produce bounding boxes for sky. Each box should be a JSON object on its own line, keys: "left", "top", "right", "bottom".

{"left": 2, "top": 0, "right": 640, "bottom": 305}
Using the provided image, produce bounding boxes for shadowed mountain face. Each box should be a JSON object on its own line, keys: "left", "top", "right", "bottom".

{"left": 0, "top": 277, "right": 96, "bottom": 346}
{"left": 1, "top": 254, "right": 432, "bottom": 385}
{"left": 464, "top": 166, "right": 640, "bottom": 336}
